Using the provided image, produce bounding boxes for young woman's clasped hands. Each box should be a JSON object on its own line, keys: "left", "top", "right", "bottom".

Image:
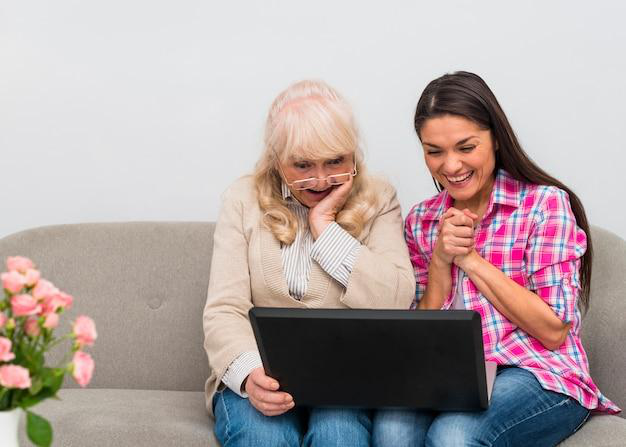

{"left": 421, "top": 207, "right": 478, "bottom": 310}
{"left": 436, "top": 207, "right": 478, "bottom": 264}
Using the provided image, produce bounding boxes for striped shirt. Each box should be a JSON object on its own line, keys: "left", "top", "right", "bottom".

{"left": 405, "top": 169, "right": 620, "bottom": 414}
{"left": 222, "top": 182, "right": 361, "bottom": 396}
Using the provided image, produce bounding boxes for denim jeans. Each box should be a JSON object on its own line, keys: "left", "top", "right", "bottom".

{"left": 213, "top": 388, "right": 372, "bottom": 446}
{"left": 372, "top": 367, "right": 590, "bottom": 447}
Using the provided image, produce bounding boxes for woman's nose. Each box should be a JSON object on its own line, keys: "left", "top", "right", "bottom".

{"left": 312, "top": 165, "right": 329, "bottom": 180}
{"left": 310, "top": 166, "right": 330, "bottom": 189}
{"left": 442, "top": 154, "right": 462, "bottom": 173}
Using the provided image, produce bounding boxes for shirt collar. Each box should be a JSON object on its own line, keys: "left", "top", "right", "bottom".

{"left": 421, "top": 169, "right": 522, "bottom": 222}
{"left": 281, "top": 181, "right": 292, "bottom": 199}
{"left": 281, "top": 181, "right": 309, "bottom": 209}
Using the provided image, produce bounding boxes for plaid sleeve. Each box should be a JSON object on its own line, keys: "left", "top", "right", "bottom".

{"left": 525, "top": 188, "right": 587, "bottom": 323}
{"left": 404, "top": 208, "right": 430, "bottom": 307}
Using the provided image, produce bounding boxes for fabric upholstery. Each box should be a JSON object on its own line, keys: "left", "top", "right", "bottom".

{"left": 17, "top": 389, "right": 218, "bottom": 446}
{"left": 559, "top": 414, "right": 626, "bottom": 446}
{"left": 581, "top": 226, "right": 626, "bottom": 416}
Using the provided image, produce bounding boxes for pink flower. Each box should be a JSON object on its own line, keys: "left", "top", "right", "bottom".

{"left": 0, "top": 337, "right": 15, "bottom": 362}
{"left": 41, "top": 292, "right": 73, "bottom": 315}
{"left": 23, "top": 269, "right": 41, "bottom": 287}
{"left": 72, "top": 351, "right": 94, "bottom": 387}
{"left": 25, "top": 317, "right": 41, "bottom": 337}
{"left": 1, "top": 271, "right": 25, "bottom": 294}
{"left": 32, "top": 279, "right": 59, "bottom": 301}
{"left": 58, "top": 292, "right": 73, "bottom": 309}
{"left": 11, "top": 294, "right": 42, "bottom": 317}
{"left": 0, "top": 364, "right": 31, "bottom": 389}
{"left": 53, "top": 292, "right": 73, "bottom": 310}
{"left": 43, "top": 313, "right": 59, "bottom": 329}
{"left": 0, "top": 313, "right": 6, "bottom": 328}
{"left": 73, "top": 316, "right": 97, "bottom": 346}
{"left": 6, "top": 256, "right": 34, "bottom": 273}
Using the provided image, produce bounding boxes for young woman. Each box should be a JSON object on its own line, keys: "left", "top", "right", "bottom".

{"left": 373, "top": 72, "right": 620, "bottom": 447}
{"left": 203, "top": 80, "right": 415, "bottom": 446}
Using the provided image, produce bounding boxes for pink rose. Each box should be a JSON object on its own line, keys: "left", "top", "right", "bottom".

{"left": 42, "top": 292, "right": 73, "bottom": 315}
{"left": 0, "top": 337, "right": 15, "bottom": 362}
{"left": 11, "top": 294, "right": 42, "bottom": 317}
{"left": 6, "top": 256, "right": 34, "bottom": 273}
{"left": 0, "top": 313, "right": 6, "bottom": 328}
{"left": 43, "top": 312, "right": 59, "bottom": 329}
{"left": 1, "top": 271, "right": 25, "bottom": 294}
{"left": 57, "top": 292, "right": 73, "bottom": 309}
{"left": 32, "top": 279, "right": 59, "bottom": 301}
{"left": 72, "top": 351, "right": 94, "bottom": 387}
{"left": 23, "top": 269, "right": 41, "bottom": 287}
{"left": 0, "top": 364, "right": 31, "bottom": 389}
{"left": 25, "top": 317, "right": 41, "bottom": 337}
{"left": 73, "top": 316, "right": 97, "bottom": 346}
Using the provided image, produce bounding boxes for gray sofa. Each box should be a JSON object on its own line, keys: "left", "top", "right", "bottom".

{"left": 0, "top": 222, "right": 623, "bottom": 446}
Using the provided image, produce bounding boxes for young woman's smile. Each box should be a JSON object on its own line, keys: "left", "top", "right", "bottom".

{"left": 419, "top": 114, "right": 496, "bottom": 215}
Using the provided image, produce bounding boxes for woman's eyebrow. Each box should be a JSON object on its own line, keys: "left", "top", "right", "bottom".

{"left": 422, "top": 136, "right": 478, "bottom": 149}
{"left": 455, "top": 136, "right": 479, "bottom": 146}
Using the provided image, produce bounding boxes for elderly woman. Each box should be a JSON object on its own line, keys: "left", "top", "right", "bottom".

{"left": 203, "top": 80, "right": 415, "bottom": 446}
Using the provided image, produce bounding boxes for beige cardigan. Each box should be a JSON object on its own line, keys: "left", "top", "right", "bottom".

{"left": 202, "top": 175, "right": 415, "bottom": 416}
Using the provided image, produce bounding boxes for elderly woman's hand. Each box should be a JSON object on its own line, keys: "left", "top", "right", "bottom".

{"left": 308, "top": 175, "right": 354, "bottom": 240}
{"left": 244, "top": 367, "right": 295, "bottom": 417}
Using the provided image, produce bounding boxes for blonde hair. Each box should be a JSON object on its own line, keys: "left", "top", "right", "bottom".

{"left": 254, "top": 80, "right": 378, "bottom": 245}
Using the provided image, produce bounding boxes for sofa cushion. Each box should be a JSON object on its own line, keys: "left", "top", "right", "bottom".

{"left": 18, "top": 389, "right": 218, "bottom": 447}
{"left": 559, "top": 415, "right": 626, "bottom": 446}
{"left": 581, "top": 226, "right": 626, "bottom": 415}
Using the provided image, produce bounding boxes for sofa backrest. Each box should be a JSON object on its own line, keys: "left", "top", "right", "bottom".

{"left": 0, "top": 222, "right": 215, "bottom": 392}
{"left": 582, "top": 226, "right": 626, "bottom": 416}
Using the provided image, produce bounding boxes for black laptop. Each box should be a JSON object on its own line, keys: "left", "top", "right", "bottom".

{"left": 249, "top": 307, "right": 496, "bottom": 411}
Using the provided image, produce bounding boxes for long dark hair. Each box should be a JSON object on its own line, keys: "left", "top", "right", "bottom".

{"left": 414, "top": 71, "right": 592, "bottom": 310}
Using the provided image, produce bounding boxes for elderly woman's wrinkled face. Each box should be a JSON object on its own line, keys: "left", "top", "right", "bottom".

{"left": 279, "top": 153, "right": 355, "bottom": 208}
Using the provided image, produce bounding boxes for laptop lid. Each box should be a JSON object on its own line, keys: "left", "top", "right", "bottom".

{"left": 249, "top": 307, "right": 494, "bottom": 411}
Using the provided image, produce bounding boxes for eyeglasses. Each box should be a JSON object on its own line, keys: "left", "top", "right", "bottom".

{"left": 278, "top": 160, "right": 358, "bottom": 191}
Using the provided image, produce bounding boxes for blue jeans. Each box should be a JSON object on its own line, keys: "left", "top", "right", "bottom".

{"left": 213, "top": 388, "right": 372, "bottom": 446}
{"left": 372, "top": 367, "right": 590, "bottom": 447}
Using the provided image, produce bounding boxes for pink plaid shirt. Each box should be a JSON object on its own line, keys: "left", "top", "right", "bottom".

{"left": 405, "top": 169, "right": 620, "bottom": 414}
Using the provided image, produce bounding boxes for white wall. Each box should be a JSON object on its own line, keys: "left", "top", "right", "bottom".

{"left": 1, "top": 1, "right": 625, "bottom": 240}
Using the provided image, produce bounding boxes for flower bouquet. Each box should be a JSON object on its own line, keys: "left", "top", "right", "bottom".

{"left": 0, "top": 256, "right": 97, "bottom": 447}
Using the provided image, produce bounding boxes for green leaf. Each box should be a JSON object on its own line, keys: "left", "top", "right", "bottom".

{"left": 19, "top": 388, "right": 58, "bottom": 409}
{"left": 30, "top": 377, "right": 44, "bottom": 395}
{"left": 26, "top": 410, "right": 52, "bottom": 447}
{"left": 0, "top": 388, "right": 11, "bottom": 409}
{"left": 43, "top": 369, "right": 65, "bottom": 387}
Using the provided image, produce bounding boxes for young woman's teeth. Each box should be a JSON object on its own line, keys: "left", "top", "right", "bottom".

{"left": 446, "top": 172, "right": 473, "bottom": 183}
